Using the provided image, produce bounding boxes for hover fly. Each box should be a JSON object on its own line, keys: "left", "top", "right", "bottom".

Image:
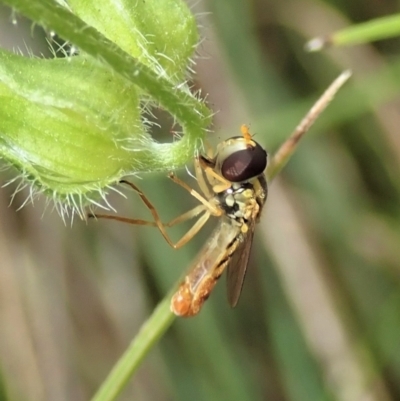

{"left": 90, "top": 125, "right": 267, "bottom": 317}
{"left": 169, "top": 125, "right": 267, "bottom": 316}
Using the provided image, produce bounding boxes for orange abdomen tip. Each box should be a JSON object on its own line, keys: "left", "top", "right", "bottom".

{"left": 170, "top": 285, "right": 193, "bottom": 317}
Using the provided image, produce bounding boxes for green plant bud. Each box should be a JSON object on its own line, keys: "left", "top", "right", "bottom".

{"left": 0, "top": 0, "right": 210, "bottom": 218}
{"left": 0, "top": 49, "right": 148, "bottom": 212}
{"left": 67, "top": 0, "right": 198, "bottom": 81}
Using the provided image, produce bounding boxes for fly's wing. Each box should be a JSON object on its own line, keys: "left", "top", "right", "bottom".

{"left": 226, "top": 218, "right": 257, "bottom": 308}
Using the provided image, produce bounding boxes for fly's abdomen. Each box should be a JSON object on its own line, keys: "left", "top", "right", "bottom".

{"left": 170, "top": 221, "right": 240, "bottom": 317}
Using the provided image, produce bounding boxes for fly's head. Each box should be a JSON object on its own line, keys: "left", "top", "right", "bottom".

{"left": 204, "top": 135, "right": 268, "bottom": 184}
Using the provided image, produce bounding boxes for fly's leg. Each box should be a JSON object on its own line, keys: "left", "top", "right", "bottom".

{"left": 193, "top": 156, "right": 213, "bottom": 199}
{"left": 171, "top": 210, "right": 211, "bottom": 249}
{"left": 197, "top": 158, "right": 232, "bottom": 193}
{"left": 89, "top": 180, "right": 219, "bottom": 249}
{"left": 167, "top": 173, "right": 223, "bottom": 216}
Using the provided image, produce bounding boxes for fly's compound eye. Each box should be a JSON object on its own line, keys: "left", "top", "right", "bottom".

{"left": 220, "top": 140, "right": 267, "bottom": 182}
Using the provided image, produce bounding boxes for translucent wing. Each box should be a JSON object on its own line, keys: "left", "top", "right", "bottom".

{"left": 226, "top": 217, "right": 257, "bottom": 307}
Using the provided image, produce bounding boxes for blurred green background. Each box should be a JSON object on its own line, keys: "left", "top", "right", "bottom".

{"left": 1, "top": 1, "right": 400, "bottom": 401}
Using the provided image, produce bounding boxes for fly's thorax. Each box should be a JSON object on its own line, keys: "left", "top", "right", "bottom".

{"left": 217, "top": 180, "right": 258, "bottom": 222}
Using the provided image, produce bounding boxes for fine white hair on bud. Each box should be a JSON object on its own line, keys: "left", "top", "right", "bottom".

{"left": 0, "top": 0, "right": 211, "bottom": 220}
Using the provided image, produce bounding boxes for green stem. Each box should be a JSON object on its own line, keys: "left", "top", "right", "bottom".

{"left": 90, "top": 296, "right": 175, "bottom": 401}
